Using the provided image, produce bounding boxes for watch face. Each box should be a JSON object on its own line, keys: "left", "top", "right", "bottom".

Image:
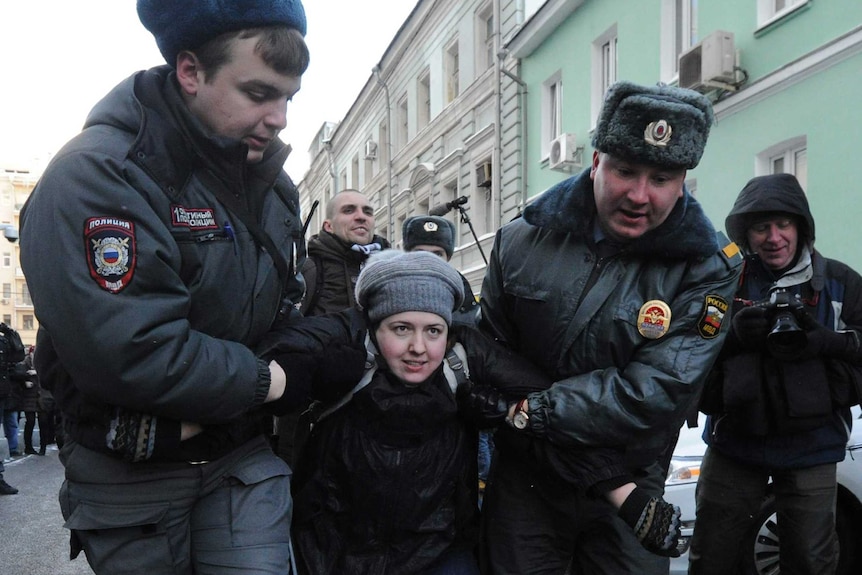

{"left": 513, "top": 411, "right": 529, "bottom": 430}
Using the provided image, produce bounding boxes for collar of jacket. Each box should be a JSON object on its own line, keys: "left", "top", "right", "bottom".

{"left": 113, "top": 66, "right": 291, "bottom": 201}
{"left": 524, "top": 167, "right": 718, "bottom": 259}
{"left": 310, "top": 231, "right": 389, "bottom": 263}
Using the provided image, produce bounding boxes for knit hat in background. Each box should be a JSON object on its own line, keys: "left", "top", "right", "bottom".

{"left": 402, "top": 216, "right": 457, "bottom": 259}
{"left": 137, "top": 0, "right": 307, "bottom": 66}
{"left": 355, "top": 250, "right": 465, "bottom": 326}
{"left": 592, "top": 80, "right": 714, "bottom": 170}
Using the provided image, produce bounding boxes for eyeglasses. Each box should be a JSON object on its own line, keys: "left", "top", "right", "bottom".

{"left": 749, "top": 218, "right": 795, "bottom": 234}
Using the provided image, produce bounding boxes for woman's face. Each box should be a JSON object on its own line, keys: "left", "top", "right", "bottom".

{"left": 375, "top": 311, "right": 449, "bottom": 385}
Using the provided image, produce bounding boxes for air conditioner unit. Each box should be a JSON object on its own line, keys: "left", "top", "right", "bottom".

{"left": 549, "top": 133, "right": 580, "bottom": 172}
{"left": 476, "top": 162, "right": 492, "bottom": 188}
{"left": 679, "top": 30, "right": 736, "bottom": 93}
{"left": 364, "top": 140, "right": 378, "bottom": 160}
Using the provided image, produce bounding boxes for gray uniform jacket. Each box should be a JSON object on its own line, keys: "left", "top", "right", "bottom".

{"left": 481, "top": 167, "right": 743, "bottom": 466}
{"left": 20, "top": 66, "right": 305, "bottom": 462}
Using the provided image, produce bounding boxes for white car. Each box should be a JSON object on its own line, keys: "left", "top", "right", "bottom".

{"left": 665, "top": 407, "right": 862, "bottom": 575}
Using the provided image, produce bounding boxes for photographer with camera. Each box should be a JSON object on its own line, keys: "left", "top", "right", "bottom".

{"left": 690, "top": 173, "right": 862, "bottom": 575}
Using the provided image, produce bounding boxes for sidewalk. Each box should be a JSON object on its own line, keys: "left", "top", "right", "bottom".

{"left": 1, "top": 424, "right": 94, "bottom": 574}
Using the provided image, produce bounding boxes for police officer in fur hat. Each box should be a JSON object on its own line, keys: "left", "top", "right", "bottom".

{"left": 472, "top": 80, "right": 744, "bottom": 574}
{"left": 403, "top": 215, "right": 480, "bottom": 326}
{"left": 19, "top": 1, "right": 371, "bottom": 573}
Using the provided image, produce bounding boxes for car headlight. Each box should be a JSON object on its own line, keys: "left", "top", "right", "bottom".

{"left": 666, "top": 455, "right": 702, "bottom": 486}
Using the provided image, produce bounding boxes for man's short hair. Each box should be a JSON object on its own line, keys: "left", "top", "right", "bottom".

{"left": 138, "top": 0, "right": 307, "bottom": 68}
{"left": 592, "top": 81, "right": 714, "bottom": 170}
{"left": 195, "top": 27, "right": 309, "bottom": 79}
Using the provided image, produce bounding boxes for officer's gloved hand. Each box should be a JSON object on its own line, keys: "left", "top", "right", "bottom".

{"left": 456, "top": 382, "right": 510, "bottom": 428}
{"left": 313, "top": 341, "right": 370, "bottom": 403}
{"left": 794, "top": 308, "right": 862, "bottom": 362}
{"left": 731, "top": 305, "right": 770, "bottom": 349}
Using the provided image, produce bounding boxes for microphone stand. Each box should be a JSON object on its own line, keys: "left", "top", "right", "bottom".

{"left": 454, "top": 204, "right": 488, "bottom": 265}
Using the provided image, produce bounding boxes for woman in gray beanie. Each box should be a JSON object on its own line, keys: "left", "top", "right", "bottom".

{"left": 255, "top": 250, "right": 539, "bottom": 574}
{"left": 257, "top": 250, "right": 682, "bottom": 573}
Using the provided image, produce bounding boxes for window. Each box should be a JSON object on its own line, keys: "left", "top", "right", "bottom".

{"left": 542, "top": 73, "right": 563, "bottom": 158}
{"left": 23, "top": 315, "right": 34, "bottom": 331}
{"left": 418, "top": 68, "right": 431, "bottom": 130}
{"left": 2, "top": 283, "right": 10, "bottom": 300}
{"left": 476, "top": 4, "right": 494, "bottom": 72}
{"left": 757, "top": 0, "right": 808, "bottom": 27}
{"left": 445, "top": 37, "right": 460, "bottom": 103}
{"left": 21, "top": 282, "right": 32, "bottom": 306}
{"left": 591, "top": 25, "right": 618, "bottom": 126}
{"left": 2, "top": 315, "right": 9, "bottom": 325}
{"left": 351, "top": 156, "right": 359, "bottom": 189}
{"left": 397, "top": 94, "right": 409, "bottom": 149}
{"left": 2, "top": 252, "right": 9, "bottom": 267}
{"left": 661, "top": 0, "right": 699, "bottom": 82}
{"left": 756, "top": 136, "right": 807, "bottom": 191}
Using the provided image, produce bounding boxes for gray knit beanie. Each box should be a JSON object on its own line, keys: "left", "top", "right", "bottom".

{"left": 355, "top": 250, "right": 465, "bottom": 326}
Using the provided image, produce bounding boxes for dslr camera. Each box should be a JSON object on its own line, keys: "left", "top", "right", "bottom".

{"left": 750, "top": 288, "right": 807, "bottom": 354}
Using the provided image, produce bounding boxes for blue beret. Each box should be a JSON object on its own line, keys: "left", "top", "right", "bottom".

{"left": 592, "top": 81, "right": 714, "bottom": 170}
{"left": 137, "top": 0, "right": 307, "bottom": 66}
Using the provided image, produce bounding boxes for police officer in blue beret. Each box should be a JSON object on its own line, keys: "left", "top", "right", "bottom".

{"left": 20, "top": 1, "right": 367, "bottom": 573}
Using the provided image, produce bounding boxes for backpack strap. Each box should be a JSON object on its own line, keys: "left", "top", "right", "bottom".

{"left": 300, "top": 254, "right": 324, "bottom": 316}
{"left": 442, "top": 343, "right": 470, "bottom": 395}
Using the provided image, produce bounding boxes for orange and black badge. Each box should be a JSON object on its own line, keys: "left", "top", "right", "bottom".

{"left": 697, "top": 294, "right": 729, "bottom": 339}
{"left": 84, "top": 217, "right": 136, "bottom": 294}
{"left": 638, "top": 300, "right": 672, "bottom": 340}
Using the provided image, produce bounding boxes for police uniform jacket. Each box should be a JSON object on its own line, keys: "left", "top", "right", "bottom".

{"left": 480, "top": 167, "right": 743, "bottom": 468}
{"left": 20, "top": 66, "right": 305, "bottom": 462}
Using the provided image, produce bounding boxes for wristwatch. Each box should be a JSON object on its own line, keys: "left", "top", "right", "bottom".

{"left": 512, "top": 398, "right": 530, "bottom": 430}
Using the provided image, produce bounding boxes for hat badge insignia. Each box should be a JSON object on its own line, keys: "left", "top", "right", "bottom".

{"left": 423, "top": 222, "right": 439, "bottom": 232}
{"left": 644, "top": 119, "right": 672, "bottom": 147}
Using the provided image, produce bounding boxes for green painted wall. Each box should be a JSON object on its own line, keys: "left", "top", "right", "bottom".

{"left": 518, "top": 0, "right": 862, "bottom": 270}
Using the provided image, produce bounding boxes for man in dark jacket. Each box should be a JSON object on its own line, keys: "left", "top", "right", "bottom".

{"left": 0, "top": 323, "right": 23, "bottom": 494}
{"left": 300, "top": 189, "right": 389, "bottom": 316}
{"left": 474, "top": 81, "right": 743, "bottom": 574}
{"left": 689, "top": 173, "right": 862, "bottom": 574}
{"left": 17, "top": 1, "right": 351, "bottom": 572}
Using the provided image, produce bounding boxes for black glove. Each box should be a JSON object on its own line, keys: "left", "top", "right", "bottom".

{"left": 731, "top": 305, "right": 770, "bottom": 349}
{"left": 794, "top": 307, "right": 862, "bottom": 362}
{"left": 456, "top": 383, "right": 510, "bottom": 428}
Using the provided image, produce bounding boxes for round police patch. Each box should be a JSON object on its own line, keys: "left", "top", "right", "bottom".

{"left": 638, "top": 299, "right": 672, "bottom": 339}
{"left": 84, "top": 217, "right": 136, "bottom": 294}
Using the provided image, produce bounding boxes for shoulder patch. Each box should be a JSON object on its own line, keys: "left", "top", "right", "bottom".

{"left": 84, "top": 217, "right": 136, "bottom": 294}
{"left": 697, "top": 294, "right": 729, "bottom": 339}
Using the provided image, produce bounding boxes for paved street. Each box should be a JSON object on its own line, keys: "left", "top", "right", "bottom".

{"left": 1, "top": 429, "right": 94, "bottom": 575}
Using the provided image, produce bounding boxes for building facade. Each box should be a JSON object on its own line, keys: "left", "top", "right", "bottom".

{"left": 298, "top": 0, "right": 531, "bottom": 293}
{"left": 0, "top": 167, "right": 38, "bottom": 345}
{"left": 506, "top": 0, "right": 862, "bottom": 271}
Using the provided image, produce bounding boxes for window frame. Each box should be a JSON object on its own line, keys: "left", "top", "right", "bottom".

{"left": 591, "top": 25, "right": 618, "bottom": 127}
{"left": 541, "top": 72, "right": 564, "bottom": 159}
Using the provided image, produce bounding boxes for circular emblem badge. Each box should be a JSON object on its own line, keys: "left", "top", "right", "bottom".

{"left": 423, "top": 221, "right": 439, "bottom": 232}
{"left": 637, "top": 300, "right": 672, "bottom": 339}
{"left": 644, "top": 119, "right": 673, "bottom": 147}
